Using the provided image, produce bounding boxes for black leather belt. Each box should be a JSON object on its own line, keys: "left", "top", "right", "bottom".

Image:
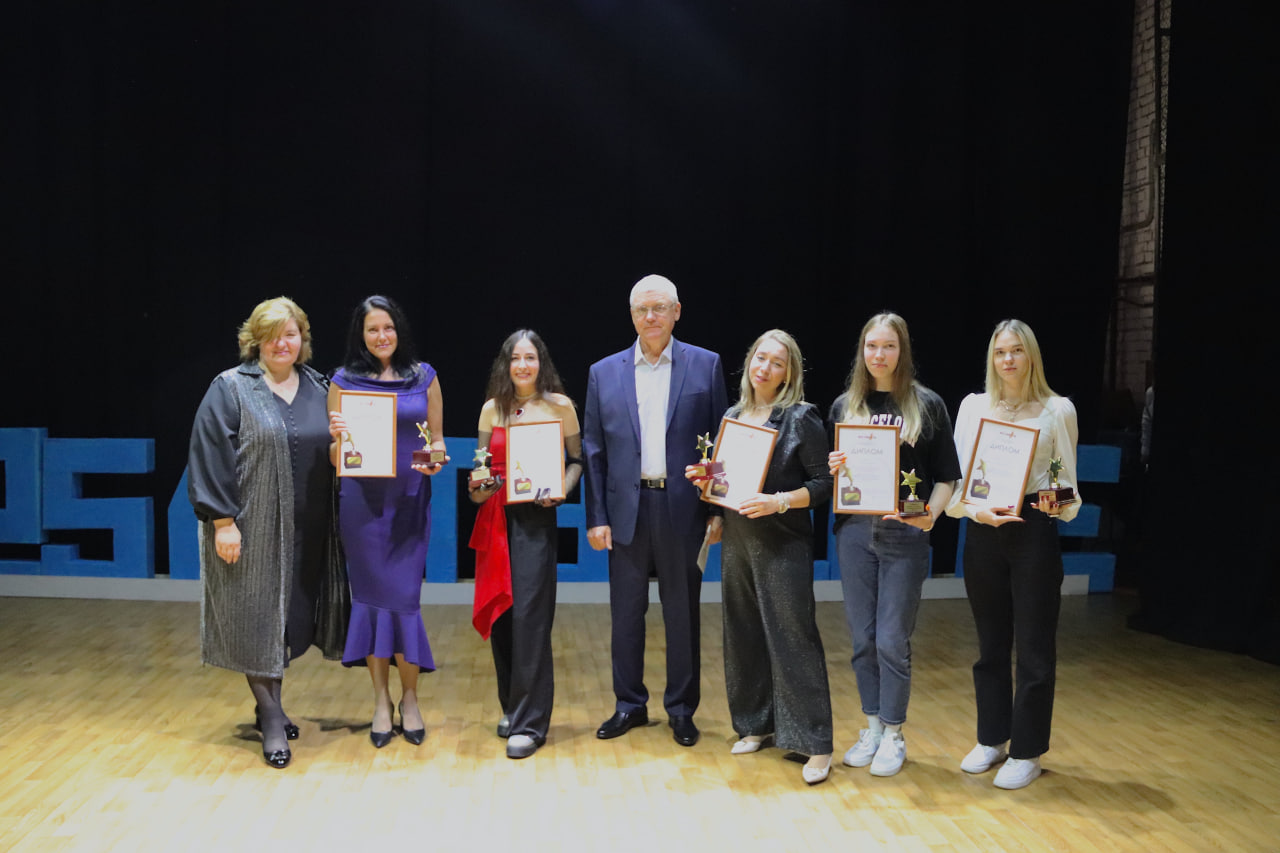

{"left": 640, "top": 478, "right": 666, "bottom": 489}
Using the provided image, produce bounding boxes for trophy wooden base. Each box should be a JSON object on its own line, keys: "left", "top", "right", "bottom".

{"left": 1037, "top": 486, "right": 1077, "bottom": 508}
{"left": 690, "top": 460, "right": 723, "bottom": 480}
{"left": 514, "top": 477, "right": 533, "bottom": 494}
{"left": 413, "top": 449, "right": 446, "bottom": 465}
{"left": 841, "top": 488, "right": 862, "bottom": 506}
{"left": 898, "top": 499, "right": 928, "bottom": 517}
{"left": 344, "top": 452, "right": 363, "bottom": 469}
{"left": 470, "top": 467, "right": 493, "bottom": 485}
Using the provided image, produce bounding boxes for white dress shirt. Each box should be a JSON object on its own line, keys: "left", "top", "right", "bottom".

{"left": 634, "top": 338, "right": 674, "bottom": 479}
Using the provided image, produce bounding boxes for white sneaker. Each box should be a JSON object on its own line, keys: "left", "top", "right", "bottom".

{"left": 869, "top": 731, "right": 906, "bottom": 776}
{"left": 960, "top": 742, "right": 1008, "bottom": 774}
{"left": 993, "top": 756, "right": 1042, "bottom": 789}
{"left": 842, "top": 728, "right": 883, "bottom": 768}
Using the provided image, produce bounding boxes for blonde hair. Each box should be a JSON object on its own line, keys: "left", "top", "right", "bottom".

{"left": 841, "top": 312, "right": 924, "bottom": 445}
{"left": 731, "top": 329, "right": 806, "bottom": 414}
{"left": 983, "top": 319, "right": 1057, "bottom": 402}
{"left": 237, "top": 296, "right": 313, "bottom": 364}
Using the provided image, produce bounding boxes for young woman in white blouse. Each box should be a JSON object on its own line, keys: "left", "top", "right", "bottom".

{"left": 946, "top": 319, "right": 1080, "bottom": 790}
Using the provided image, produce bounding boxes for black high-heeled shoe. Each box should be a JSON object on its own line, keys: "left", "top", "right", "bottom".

{"left": 398, "top": 701, "right": 426, "bottom": 746}
{"left": 255, "top": 706, "right": 299, "bottom": 741}
{"left": 369, "top": 728, "right": 396, "bottom": 749}
{"left": 262, "top": 743, "right": 292, "bottom": 769}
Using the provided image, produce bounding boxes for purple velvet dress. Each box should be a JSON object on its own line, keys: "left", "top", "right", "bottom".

{"left": 333, "top": 364, "right": 437, "bottom": 671}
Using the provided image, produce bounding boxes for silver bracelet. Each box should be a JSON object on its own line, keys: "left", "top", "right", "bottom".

{"left": 775, "top": 492, "right": 790, "bottom": 514}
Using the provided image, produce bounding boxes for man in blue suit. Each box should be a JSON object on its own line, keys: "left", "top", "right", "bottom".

{"left": 584, "top": 274, "right": 728, "bottom": 747}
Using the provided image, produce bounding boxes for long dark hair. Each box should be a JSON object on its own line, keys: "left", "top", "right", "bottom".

{"left": 340, "top": 295, "right": 421, "bottom": 379}
{"left": 485, "top": 329, "right": 564, "bottom": 422}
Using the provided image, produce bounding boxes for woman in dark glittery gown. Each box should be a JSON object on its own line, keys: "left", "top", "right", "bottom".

{"left": 686, "top": 329, "right": 834, "bottom": 784}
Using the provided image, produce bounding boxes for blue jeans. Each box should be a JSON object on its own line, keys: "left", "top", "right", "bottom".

{"left": 837, "top": 516, "right": 931, "bottom": 726}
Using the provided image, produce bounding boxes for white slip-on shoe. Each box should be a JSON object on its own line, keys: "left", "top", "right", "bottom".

{"left": 802, "top": 754, "right": 832, "bottom": 785}
{"left": 730, "top": 734, "right": 773, "bottom": 755}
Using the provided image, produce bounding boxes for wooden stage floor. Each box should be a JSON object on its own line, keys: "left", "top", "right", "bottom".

{"left": 1, "top": 593, "right": 1277, "bottom": 852}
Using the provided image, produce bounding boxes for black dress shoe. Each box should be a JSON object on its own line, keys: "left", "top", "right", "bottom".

{"left": 398, "top": 702, "right": 425, "bottom": 746}
{"left": 596, "top": 709, "right": 649, "bottom": 739}
{"left": 496, "top": 714, "right": 511, "bottom": 739}
{"left": 254, "top": 707, "right": 300, "bottom": 741}
{"left": 669, "top": 715, "right": 700, "bottom": 747}
{"left": 370, "top": 728, "right": 396, "bottom": 748}
{"left": 262, "top": 745, "right": 291, "bottom": 768}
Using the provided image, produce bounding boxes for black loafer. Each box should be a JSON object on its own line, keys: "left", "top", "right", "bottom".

{"left": 596, "top": 709, "right": 649, "bottom": 739}
{"left": 669, "top": 715, "right": 700, "bottom": 747}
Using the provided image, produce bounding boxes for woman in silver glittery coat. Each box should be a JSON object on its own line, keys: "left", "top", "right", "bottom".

{"left": 188, "top": 297, "right": 346, "bottom": 770}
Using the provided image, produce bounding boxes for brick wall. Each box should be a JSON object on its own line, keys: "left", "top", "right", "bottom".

{"left": 1111, "top": 0, "right": 1168, "bottom": 404}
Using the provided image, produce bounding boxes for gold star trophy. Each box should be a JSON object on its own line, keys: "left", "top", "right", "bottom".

{"left": 690, "top": 432, "right": 723, "bottom": 480}
{"left": 1037, "top": 456, "right": 1077, "bottom": 509}
{"left": 899, "top": 468, "right": 928, "bottom": 517}
{"left": 412, "top": 422, "right": 446, "bottom": 466}
{"left": 470, "top": 445, "right": 494, "bottom": 486}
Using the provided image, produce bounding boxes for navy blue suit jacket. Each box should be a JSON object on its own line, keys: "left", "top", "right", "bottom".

{"left": 583, "top": 338, "right": 729, "bottom": 549}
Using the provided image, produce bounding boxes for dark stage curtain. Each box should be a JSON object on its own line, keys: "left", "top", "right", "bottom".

{"left": 3, "top": 2, "right": 1131, "bottom": 574}
{"left": 1128, "top": 1, "right": 1279, "bottom": 663}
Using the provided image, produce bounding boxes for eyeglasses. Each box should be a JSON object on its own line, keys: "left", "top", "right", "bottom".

{"left": 630, "top": 302, "right": 675, "bottom": 319}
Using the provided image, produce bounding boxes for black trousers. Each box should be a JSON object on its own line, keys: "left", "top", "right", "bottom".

{"left": 490, "top": 503, "right": 557, "bottom": 740}
{"left": 962, "top": 506, "right": 1063, "bottom": 759}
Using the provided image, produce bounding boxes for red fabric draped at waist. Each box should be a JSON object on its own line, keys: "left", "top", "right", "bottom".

{"left": 468, "top": 428, "right": 511, "bottom": 639}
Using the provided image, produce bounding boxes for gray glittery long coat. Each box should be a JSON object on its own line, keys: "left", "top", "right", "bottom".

{"left": 188, "top": 362, "right": 348, "bottom": 677}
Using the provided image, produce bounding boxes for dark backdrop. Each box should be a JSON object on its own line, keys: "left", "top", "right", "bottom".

{"left": 3, "top": 2, "right": 1132, "bottom": 577}
{"left": 1130, "top": 1, "right": 1279, "bottom": 663}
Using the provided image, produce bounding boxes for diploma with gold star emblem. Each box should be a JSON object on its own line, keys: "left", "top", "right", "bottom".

{"left": 833, "top": 424, "right": 900, "bottom": 515}
{"left": 960, "top": 418, "right": 1040, "bottom": 516}
{"left": 337, "top": 390, "right": 398, "bottom": 478}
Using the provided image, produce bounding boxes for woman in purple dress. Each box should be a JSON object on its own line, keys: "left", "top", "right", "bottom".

{"left": 328, "top": 295, "right": 448, "bottom": 748}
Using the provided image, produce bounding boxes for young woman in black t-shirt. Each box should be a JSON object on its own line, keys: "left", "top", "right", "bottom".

{"left": 827, "top": 312, "right": 961, "bottom": 777}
